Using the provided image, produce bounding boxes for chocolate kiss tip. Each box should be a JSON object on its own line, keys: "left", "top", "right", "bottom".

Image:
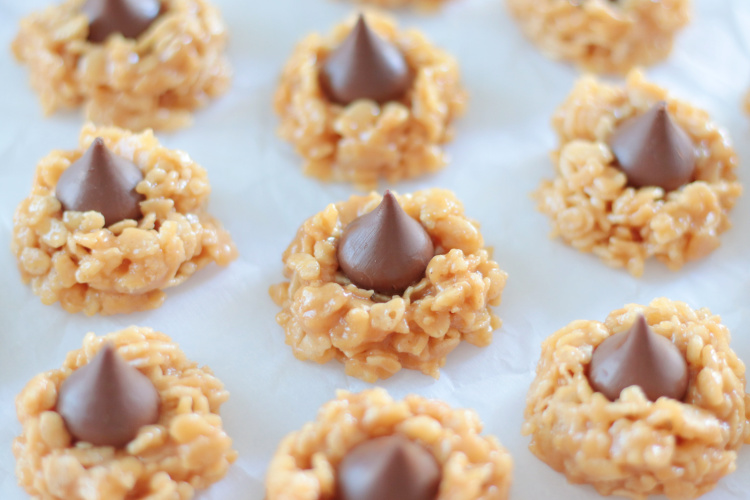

{"left": 55, "top": 137, "right": 145, "bottom": 227}
{"left": 336, "top": 435, "right": 441, "bottom": 500}
{"left": 609, "top": 101, "right": 696, "bottom": 192}
{"left": 337, "top": 192, "right": 434, "bottom": 296}
{"left": 319, "top": 14, "right": 413, "bottom": 105}
{"left": 83, "top": 0, "right": 161, "bottom": 43}
{"left": 56, "top": 343, "right": 160, "bottom": 448}
{"left": 588, "top": 314, "right": 689, "bottom": 403}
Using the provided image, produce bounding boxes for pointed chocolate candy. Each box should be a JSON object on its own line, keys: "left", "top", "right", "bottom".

{"left": 609, "top": 101, "right": 696, "bottom": 191}
{"left": 56, "top": 138, "right": 145, "bottom": 227}
{"left": 319, "top": 15, "right": 413, "bottom": 105}
{"left": 588, "top": 314, "right": 689, "bottom": 402}
{"left": 336, "top": 435, "right": 441, "bottom": 500}
{"left": 82, "top": 0, "right": 161, "bottom": 43}
{"left": 56, "top": 343, "right": 160, "bottom": 448}
{"left": 337, "top": 191, "right": 434, "bottom": 296}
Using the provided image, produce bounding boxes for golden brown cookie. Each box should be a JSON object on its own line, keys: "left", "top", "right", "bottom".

{"left": 12, "top": 0, "right": 231, "bottom": 131}
{"left": 534, "top": 71, "right": 742, "bottom": 277}
{"left": 12, "top": 124, "right": 237, "bottom": 316}
{"left": 266, "top": 388, "right": 513, "bottom": 500}
{"left": 269, "top": 189, "right": 507, "bottom": 382}
{"left": 523, "top": 298, "right": 750, "bottom": 500}
{"left": 506, "top": 0, "right": 691, "bottom": 74}
{"left": 274, "top": 12, "right": 467, "bottom": 189}
{"left": 14, "top": 327, "right": 237, "bottom": 500}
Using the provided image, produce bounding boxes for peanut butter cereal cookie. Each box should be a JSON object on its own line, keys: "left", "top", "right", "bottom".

{"left": 523, "top": 298, "right": 750, "bottom": 500}
{"left": 274, "top": 13, "right": 467, "bottom": 189}
{"left": 506, "top": 0, "right": 690, "bottom": 74}
{"left": 344, "top": 0, "right": 451, "bottom": 10}
{"left": 534, "top": 71, "right": 741, "bottom": 277}
{"left": 11, "top": 124, "right": 237, "bottom": 316}
{"left": 12, "top": 0, "right": 231, "bottom": 131}
{"left": 269, "top": 189, "right": 507, "bottom": 383}
{"left": 266, "top": 388, "right": 513, "bottom": 500}
{"left": 14, "top": 326, "right": 237, "bottom": 500}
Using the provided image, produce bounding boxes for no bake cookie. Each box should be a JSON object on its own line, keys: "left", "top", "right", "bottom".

{"left": 274, "top": 13, "right": 467, "bottom": 189}
{"left": 11, "top": 124, "right": 237, "bottom": 316}
{"left": 344, "top": 0, "right": 452, "bottom": 10}
{"left": 506, "top": 0, "right": 691, "bottom": 74}
{"left": 266, "top": 388, "right": 513, "bottom": 500}
{"left": 269, "top": 189, "right": 507, "bottom": 382}
{"left": 523, "top": 298, "right": 750, "bottom": 500}
{"left": 534, "top": 71, "right": 742, "bottom": 277}
{"left": 14, "top": 326, "right": 236, "bottom": 500}
{"left": 12, "top": 0, "right": 231, "bottom": 131}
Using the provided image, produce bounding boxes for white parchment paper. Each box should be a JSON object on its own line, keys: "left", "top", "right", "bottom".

{"left": 1, "top": 0, "right": 750, "bottom": 498}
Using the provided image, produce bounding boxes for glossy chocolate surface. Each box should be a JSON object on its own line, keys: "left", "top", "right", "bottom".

{"left": 83, "top": 0, "right": 161, "bottom": 43}
{"left": 56, "top": 343, "right": 160, "bottom": 447}
{"left": 55, "top": 138, "right": 145, "bottom": 227}
{"left": 588, "top": 315, "right": 689, "bottom": 402}
{"left": 610, "top": 101, "right": 696, "bottom": 191}
{"left": 320, "top": 15, "right": 413, "bottom": 105}
{"left": 337, "top": 191, "right": 434, "bottom": 296}
{"left": 336, "top": 435, "right": 441, "bottom": 500}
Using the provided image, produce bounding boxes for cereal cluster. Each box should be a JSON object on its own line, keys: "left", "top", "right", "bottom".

{"left": 523, "top": 298, "right": 750, "bottom": 500}
{"left": 534, "top": 71, "right": 742, "bottom": 276}
{"left": 12, "top": 0, "right": 231, "bottom": 131}
{"left": 14, "top": 327, "right": 237, "bottom": 500}
{"left": 506, "top": 0, "right": 691, "bottom": 74}
{"left": 270, "top": 189, "right": 507, "bottom": 382}
{"left": 346, "top": 0, "right": 451, "bottom": 9}
{"left": 274, "top": 13, "right": 467, "bottom": 189}
{"left": 266, "top": 388, "right": 513, "bottom": 500}
{"left": 12, "top": 124, "right": 237, "bottom": 316}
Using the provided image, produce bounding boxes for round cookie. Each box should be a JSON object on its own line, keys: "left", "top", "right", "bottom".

{"left": 266, "top": 388, "right": 513, "bottom": 499}
{"left": 534, "top": 70, "right": 742, "bottom": 277}
{"left": 523, "top": 298, "right": 750, "bottom": 500}
{"left": 274, "top": 12, "right": 467, "bottom": 189}
{"left": 269, "top": 189, "right": 507, "bottom": 382}
{"left": 506, "top": 0, "right": 691, "bottom": 74}
{"left": 343, "top": 0, "right": 452, "bottom": 9}
{"left": 12, "top": 0, "right": 231, "bottom": 131}
{"left": 13, "top": 327, "right": 237, "bottom": 500}
{"left": 11, "top": 124, "right": 237, "bottom": 316}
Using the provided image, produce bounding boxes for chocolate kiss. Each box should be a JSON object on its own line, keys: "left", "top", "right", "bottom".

{"left": 336, "top": 435, "right": 441, "bottom": 500}
{"left": 319, "top": 15, "right": 413, "bottom": 105}
{"left": 337, "top": 191, "right": 434, "bottom": 296}
{"left": 588, "top": 315, "right": 689, "bottom": 402}
{"left": 55, "top": 138, "right": 145, "bottom": 227}
{"left": 82, "top": 0, "right": 161, "bottom": 43}
{"left": 56, "top": 343, "right": 160, "bottom": 448}
{"left": 609, "top": 101, "right": 696, "bottom": 191}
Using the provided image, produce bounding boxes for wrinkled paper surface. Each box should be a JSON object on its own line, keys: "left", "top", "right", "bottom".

{"left": 1, "top": 0, "right": 750, "bottom": 498}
